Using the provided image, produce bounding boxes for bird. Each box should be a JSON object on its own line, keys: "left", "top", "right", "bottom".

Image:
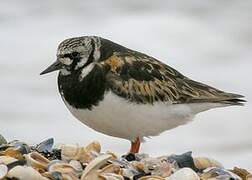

{"left": 40, "top": 36, "right": 245, "bottom": 153}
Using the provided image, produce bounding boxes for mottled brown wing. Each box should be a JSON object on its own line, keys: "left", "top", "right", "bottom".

{"left": 102, "top": 51, "right": 244, "bottom": 105}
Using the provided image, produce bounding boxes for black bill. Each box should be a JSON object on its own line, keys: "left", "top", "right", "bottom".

{"left": 40, "top": 60, "right": 64, "bottom": 75}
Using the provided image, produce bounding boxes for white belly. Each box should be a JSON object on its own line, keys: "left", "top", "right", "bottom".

{"left": 63, "top": 91, "right": 225, "bottom": 141}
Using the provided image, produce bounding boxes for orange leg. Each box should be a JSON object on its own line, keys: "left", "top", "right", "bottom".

{"left": 130, "top": 137, "right": 141, "bottom": 153}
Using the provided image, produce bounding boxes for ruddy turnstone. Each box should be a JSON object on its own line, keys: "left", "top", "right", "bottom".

{"left": 41, "top": 36, "right": 245, "bottom": 153}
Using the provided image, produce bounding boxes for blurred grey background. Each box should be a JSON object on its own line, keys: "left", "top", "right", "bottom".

{"left": 0, "top": 0, "right": 251, "bottom": 169}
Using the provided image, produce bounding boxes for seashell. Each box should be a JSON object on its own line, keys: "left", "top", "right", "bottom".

{"left": 140, "top": 157, "right": 172, "bottom": 177}
{"left": 1, "top": 148, "right": 24, "bottom": 160}
{"left": 0, "top": 140, "right": 30, "bottom": 158}
{"left": 100, "top": 164, "right": 121, "bottom": 174}
{"left": 230, "top": 167, "right": 251, "bottom": 180}
{"left": 167, "top": 167, "right": 200, "bottom": 180}
{"left": 25, "top": 151, "right": 50, "bottom": 170}
{"left": 61, "top": 144, "right": 90, "bottom": 162}
{"left": 61, "top": 142, "right": 100, "bottom": 163}
{"left": 0, "top": 164, "right": 8, "bottom": 179}
{"left": 81, "top": 154, "right": 112, "bottom": 180}
{"left": 85, "top": 141, "right": 101, "bottom": 153}
{"left": 8, "top": 140, "right": 31, "bottom": 154}
{"left": 48, "top": 160, "right": 72, "bottom": 172}
{"left": 132, "top": 161, "right": 145, "bottom": 171}
{"left": 193, "top": 157, "right": 223, "bottom": 170}
{"left": 7, "top": 165, "right": 49, "bottom": 180}
{"left": 200, "top": 167, "right": 242, "bottom": 180}
{"left": 0, "top": 156, "right": 18, "bottom": 165}
{"left": 48, "top": 160, "right": 79, "bottom": 179}
{"left": 138, "top": 175, "right": 165, "bottom": 180}
{"left": 106, "top": 151, "right": 118, "bottom": 159}
{"left": 69, "top": 159, "right": 83, "bottom": 172}
{"left": 36, "top": 138, "right": 54, "bottom": 153}
{"left": 247, "top": 174, "right": 252, "bottom": 180}
{"left": 99, "top": 173, "right": 124, "bottom": 180}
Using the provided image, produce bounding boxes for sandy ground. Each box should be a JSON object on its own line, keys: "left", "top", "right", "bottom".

{"left": 0, "top": 0, "right": 251, "bottom": 169}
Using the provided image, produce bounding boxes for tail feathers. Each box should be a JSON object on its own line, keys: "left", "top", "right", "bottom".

{"left": 218, "top": 93, "right": 246, "bottom": 106}
{"left": 220, "top": 98, "right": 246, "bottom": 106}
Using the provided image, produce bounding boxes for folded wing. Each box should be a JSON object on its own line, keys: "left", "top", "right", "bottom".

{"left": 103, "top": 51, "right": 245, "bottom": 106}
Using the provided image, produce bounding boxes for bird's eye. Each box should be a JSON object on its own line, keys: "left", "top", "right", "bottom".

{"left": 71, "top": 52, "right": 79, "bottom": 58}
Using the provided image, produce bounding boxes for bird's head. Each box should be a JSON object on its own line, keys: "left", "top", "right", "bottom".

{"left": 40, "top": 36, "right": 101, "bottom": 76}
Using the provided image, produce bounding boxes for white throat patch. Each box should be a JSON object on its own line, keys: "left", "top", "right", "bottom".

{"left": 79, "top": 63, "right": 95, "bottom": 81}
{"left": 60, "top": 69, "right": 71, "bottom": 76}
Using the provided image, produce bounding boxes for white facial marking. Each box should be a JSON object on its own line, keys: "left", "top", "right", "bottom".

{"left": 79, "top": 63, "right": 95, "bottom": 81}
{"left": 59, "top": 57, "right": 73, "bottom": 65}
{"left": 92, "top": 37, "right": 101, "bottom": 61}
{"left": 60, "top": 69, "right": 71, "bottom": 76}
{"left": 75, "top": 57, "right": 88, "bottom": 70}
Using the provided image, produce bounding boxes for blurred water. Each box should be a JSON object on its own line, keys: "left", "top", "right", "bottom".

{"left": 0, "top": 0, "right": 251, "bottom": 169}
